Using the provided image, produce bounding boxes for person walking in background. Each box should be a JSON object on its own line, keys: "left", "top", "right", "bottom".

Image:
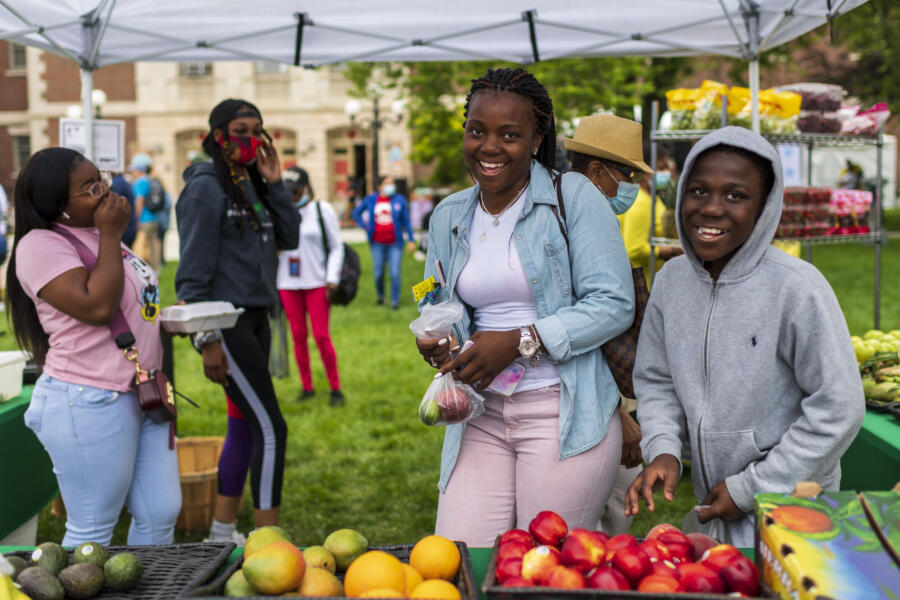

{"left": 176, "top": 99, "right": 299, "bottom": 543}
{"left": 415, "top": 67, "right": 634, "bottom": 547}
{"left": 129, "top": 153, "right": 161, "bottom": 271}
{"left": 7, "top": 147, "right": 180, "bottom": 545}
{"left": 111, "top": 172, "right": 137, "bottom": 248}
{"left": 277, "top": 166, "right": 346, "bottom": 406}
{"left": 352, "top": 175, "right": 415, "bottom": 309}
{"left": 563, "top": 113, "right": 654, "bottom": 536}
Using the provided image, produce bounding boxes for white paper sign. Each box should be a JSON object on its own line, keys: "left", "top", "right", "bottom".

{"left": 777, "top": 143, "right": 803, "bottom": 187}
{"left": 59, "top": 118, "right": 125, "bottom": 172}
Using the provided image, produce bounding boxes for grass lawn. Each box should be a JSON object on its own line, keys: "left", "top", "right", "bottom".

{"left": 6, "top": 223, "right": 899, "bottom": 547}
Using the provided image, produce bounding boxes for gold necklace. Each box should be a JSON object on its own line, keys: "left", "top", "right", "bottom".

{"left": 478, "top": 182, "right": 529, "bottom": 243}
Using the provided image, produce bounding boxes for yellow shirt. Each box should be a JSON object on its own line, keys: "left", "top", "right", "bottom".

{"left": 617, "top": 188, "right": 667, "bottom": 281}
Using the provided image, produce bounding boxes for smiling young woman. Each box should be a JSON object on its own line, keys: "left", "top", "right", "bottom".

{"left": 414, "top": 68, "right": 635, "bottom": 546}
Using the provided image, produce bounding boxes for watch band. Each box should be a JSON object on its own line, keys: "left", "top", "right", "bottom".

{"left": 192, "top": 329, "right": 223, "bottom": 351}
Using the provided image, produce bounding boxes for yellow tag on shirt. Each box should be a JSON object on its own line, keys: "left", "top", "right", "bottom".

{"left": 412, "top": 277, "right": 437, "bottom": 301}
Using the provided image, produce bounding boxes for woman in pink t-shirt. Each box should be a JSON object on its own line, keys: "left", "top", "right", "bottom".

{"left": 6, "top": 148, "right": 181, "bottom": 546}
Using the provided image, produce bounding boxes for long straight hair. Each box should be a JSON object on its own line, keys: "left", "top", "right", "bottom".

{"left": 6, "top": 150, "right": 85, "bottom": 364}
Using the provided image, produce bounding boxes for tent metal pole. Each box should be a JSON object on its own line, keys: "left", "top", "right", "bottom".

{"left": 749, "top": 58, "right": 760, "bottom": 133}
{"left": 648, "top": 100, "right": 658, "bottom": 288}
{"left": 81, "top": 68, "right": 94, "bottom": 161}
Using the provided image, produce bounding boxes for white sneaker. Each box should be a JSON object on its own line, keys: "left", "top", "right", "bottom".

{"left": 203, "top": 528, "right": 247, "bottom": 545}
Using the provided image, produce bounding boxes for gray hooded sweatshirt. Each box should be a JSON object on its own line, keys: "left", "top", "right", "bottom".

{"left": 634, "top": 127, "right": 865, "bottom": 547}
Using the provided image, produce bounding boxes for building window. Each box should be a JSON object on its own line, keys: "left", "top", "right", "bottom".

{"left": 12, "top": 136, "right": 31, "bottom": 171}
{"left": 255, "top": 61, "right": 288, "bottom": 75}
{"left": 8, "top": 42, "right": 26, "bottom": 70}
{"left": 180, "top": 62, "right": 212, "bottom": 77}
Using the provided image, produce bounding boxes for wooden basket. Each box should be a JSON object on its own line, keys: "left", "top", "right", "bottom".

{"left": 176, "top": 436, "right": 224, "bottom": 532}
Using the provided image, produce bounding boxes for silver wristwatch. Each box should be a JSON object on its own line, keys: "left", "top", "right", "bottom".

{"left": 192, "top": 329, "right": 223, "bottom": 351}
{"left": 518, "top": 326, "right": 540, "bottom": 367}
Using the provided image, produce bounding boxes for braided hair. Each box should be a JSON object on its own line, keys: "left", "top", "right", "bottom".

{"left": 464, "top": 68, "right": 557, "bottom": 172}
{"left": 201, "top": 99, "right": 272, "bottom": 232}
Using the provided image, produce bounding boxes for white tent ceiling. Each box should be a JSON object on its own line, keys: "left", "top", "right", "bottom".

{"left": 0, "top": 0, "right": 867, "bottom": 69}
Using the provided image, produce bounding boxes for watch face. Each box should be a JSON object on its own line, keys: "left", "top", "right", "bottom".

{"left": 519, "top": 338, "right": 537, "bottom": 357}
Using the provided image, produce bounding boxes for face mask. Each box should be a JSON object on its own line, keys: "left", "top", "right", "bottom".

{"left": 381, "top": 184, "right": 396, "bottom": 197}
{"left": 295, "top": 195, "right": 310, "bottom": 209}
{"left": 655, "top": 171, "right": 672, "bottom": 188}
{"left": 600, "top": 180, "right": 641, "bottom": 215}
{"left": 220, "top": 135, "right": 264, "bottom": 166}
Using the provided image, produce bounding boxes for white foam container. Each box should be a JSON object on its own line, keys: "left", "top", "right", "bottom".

{"left": 159, "top": 301, "right": 245, "bottom": 334}
{"left": 0, "top": 350, "right": 30, "bottom": 401}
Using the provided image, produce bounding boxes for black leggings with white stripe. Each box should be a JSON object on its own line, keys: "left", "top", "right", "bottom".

{"left": 220, "top": 307, "right": 286, "bottom": 510}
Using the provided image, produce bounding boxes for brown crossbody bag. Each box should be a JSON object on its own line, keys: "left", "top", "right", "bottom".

{"left": 549, "top": 175, "right": 650, "bottom": 399}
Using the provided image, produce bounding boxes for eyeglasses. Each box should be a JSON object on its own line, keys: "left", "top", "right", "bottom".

{"left": 72, "top": 171, "right": 113, "bottom": 200}
{"left": 603, "top": 162, "right": 645, "bottom": 185}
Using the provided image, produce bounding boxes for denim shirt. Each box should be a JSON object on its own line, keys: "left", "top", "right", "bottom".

{"left": 422, "top": 161, "right": 635, "bottom": 492}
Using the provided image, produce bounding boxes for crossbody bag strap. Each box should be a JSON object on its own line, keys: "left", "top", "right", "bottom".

{"left": 315, "top": 201, "right": 330, "bottom": 268}
{"left": 51, "top": 226, "right": 135, "bottom": 349}
{"left": 550, "top": 171, "right": 570, "bottom": 249}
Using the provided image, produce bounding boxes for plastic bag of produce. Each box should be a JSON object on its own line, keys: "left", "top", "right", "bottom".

{"left": 410, "top": 300, "right": 464, "bottom": 341}
{"left": 665, "top": 88, "right": 702, "bottom": 130}
{"left": 419, "top": 371, "right": 485, "bottom": 426}
{"left": 841, "top": 102, "right": 891, "bottom": 137}
{"left": 690, "top": 81, "right": 728, "bottom": 129}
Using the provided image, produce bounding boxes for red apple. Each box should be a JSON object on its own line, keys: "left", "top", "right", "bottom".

{"left": 603, "top": 533, "right": 638, "bottom": 563}
{"left": 719, "top": 555, "right": 760, "bottom": 596}
{"left": 648, "top": 560, "right": 680, "bottom": 579}
{"left": 687, "top": 532, "right": 720, "bottom": 559}
{"left": 645, "top": 522, "right": 681, "bottom": 540}
{"left": 520, "top": 545, "right": 561, "bottom": 584}
{"left": 436, "top": 387, "right": 470, "bottom": 423}
{"left": 500, "top": 576, "right": 533, "bottom": 588}
{"left": 494, "top": 558, "right": 523, "bottom": 584}
{"left": 699, "top": 543, "right": 744, "bottom": 573}
{"left": 585, "top": 565, "right": 631, "bottom": 591}
{"left": 657, "top": 529, "right": 695, "bottom": 563}
{"left": 498, "top": 529, "right": 534, "bottom": 548}
{"left": 560, "top": 528, "right": 606, "bottom": 573}
{"left": 497, "top": 540, "right": 532, "bottom": 563}
{"left": 611, "top": 545, "right": 651, "bottom": 586}
{"left": 544, "top": 565, "right": 586, "bottom": 589}
{"left": 637, "top": 573, "right": 684, "bottom": 593}
{"left": 593, "top": 530, "right": 610, "bottom": 545}
{"left": 639, "top": 538, "right": 671, "bottom": 562}
{"left": 528, "top": 511, "right": 568, "bottom": 547}
{"left": 677, "top": 562, "right": 725, "bottom": 593}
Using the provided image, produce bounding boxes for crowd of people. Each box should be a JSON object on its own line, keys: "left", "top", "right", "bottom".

{"left": 5, "top": 65, "right": 865, "bottom": 548}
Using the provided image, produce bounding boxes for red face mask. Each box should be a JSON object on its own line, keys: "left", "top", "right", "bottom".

{"left": 220, "top": 135, "right": 264, "bottom": 166}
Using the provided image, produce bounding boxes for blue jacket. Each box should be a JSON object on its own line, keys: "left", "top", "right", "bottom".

{"left": 422, "top": 160, "right": 635, "bottom": 492}
{"left": 352, "top": 192, "right": 415, "bottom": 244}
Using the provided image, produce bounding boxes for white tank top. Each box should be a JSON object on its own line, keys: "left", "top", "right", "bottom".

{"left": 455, "top": 188, "right": 560, "bottom": 392}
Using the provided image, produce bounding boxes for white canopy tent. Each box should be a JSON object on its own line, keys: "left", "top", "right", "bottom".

{"left": 0, "top": 0, "right": 867, "bottom": 157}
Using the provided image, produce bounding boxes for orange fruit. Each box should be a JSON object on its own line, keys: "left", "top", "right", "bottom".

{"left": 409, "top": 535, "right": 460, "bottom": 581}
{"left": 409, "top": 579, "right": 461, "bottom": 600}
{"left": 402, "top": 563, "right": 424, "bottom": 594}
{"left": 359, "top": 589, "right": 405, "bottom": 598}
{"left": 242, "top": 541, "right": 306, "bottom": 595}
{"left": 298, "top": 567, "right": 344, "bottom": 597}
{"left": 344, "top": 551, "right": 406, "bottom": 598}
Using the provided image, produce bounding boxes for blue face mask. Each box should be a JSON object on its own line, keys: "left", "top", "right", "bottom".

{"left": 382, "top": 184, "right": 396, "bottom": 196}
{"left": 295, "top": 195, "right": 310, "bottom": 209}
{"left": 655, "top": 171, "right": 672, "bottom": 188}
{"left": 602, "top": 181, "right": 641, "bottom": 215}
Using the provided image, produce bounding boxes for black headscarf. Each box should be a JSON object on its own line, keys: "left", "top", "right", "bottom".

{"left": 27, "top": 147, "right": 83, "bottom": 222}
{"left": 208, "top": 99, "right": 263, "bottom": 130}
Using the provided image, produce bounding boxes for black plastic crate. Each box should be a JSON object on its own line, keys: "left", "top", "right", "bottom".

{"left": 481, "top": 538, "right": 772, "bottom": 600}
{"left": 7, "top": 542, "right": 235, "bottom": 600}
{"left": 183, "top": 542, "right": 478, "bottom": 600}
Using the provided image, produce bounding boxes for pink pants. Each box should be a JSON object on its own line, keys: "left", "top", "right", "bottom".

{"left": 435, "top": 385, "right": 622, "bottom": 547}
{"left": 279, "top": 288, "right": 340, "bottom": 391}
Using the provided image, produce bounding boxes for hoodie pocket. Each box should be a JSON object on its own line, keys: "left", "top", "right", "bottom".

{"left": 544, "top": 239, "right": 571, "bottom": 298}
{"left": 700, "top": 430, "right": 765, "bottom": 488}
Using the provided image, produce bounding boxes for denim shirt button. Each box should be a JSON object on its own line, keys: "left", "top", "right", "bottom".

{"left": 516, "top": 234, "right": 522, "bottom": 240}
{"left": 531, "top": 278, "right": 538, "bottom": 283}
{"left": 78, "top": 387, "right": 83, "bottom": 392}
{"left": 111, "top": 392, "right": 119, "bottom": 400}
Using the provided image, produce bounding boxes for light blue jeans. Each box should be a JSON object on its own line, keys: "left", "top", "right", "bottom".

{"left": 25, "top": 374, "right": 181, "bottom": 546}
{"left": 370, "top": 241, "right": 404, "bottom": 305}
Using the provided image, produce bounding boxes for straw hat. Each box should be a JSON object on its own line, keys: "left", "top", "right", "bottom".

{"left": 563, "top": 114, "right": 653, "bottom": 174}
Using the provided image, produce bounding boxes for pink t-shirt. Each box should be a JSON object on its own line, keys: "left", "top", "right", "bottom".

{"left": 16, "top": 226, "right": 162, "bottom": 392}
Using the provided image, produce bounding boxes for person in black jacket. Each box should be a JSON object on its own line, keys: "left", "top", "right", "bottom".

{"left": 175, "top": 99, "right": 299, "bottom": 542}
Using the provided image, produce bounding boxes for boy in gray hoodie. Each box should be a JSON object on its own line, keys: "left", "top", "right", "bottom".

{"left": 625, "top": 127, "right": 864, "bottom": 547}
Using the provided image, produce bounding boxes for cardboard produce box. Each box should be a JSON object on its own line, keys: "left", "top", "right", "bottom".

{"left": 755, "top": 487, "right": 900, "bottom": 600}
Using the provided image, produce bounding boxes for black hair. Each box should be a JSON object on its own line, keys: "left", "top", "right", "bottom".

{"left": 6, "top": 148, "right": 85, "bottom": 364}
{"left": 201, "top": 99, "right": 272, "bottom": 232}
{"left": 568, "top": 150, "right": 632, "bottom": 178}
{"left": 696, "top": 144, "right": 775, "bottom": 201}
{"left": 464, "top": 68, "right": 557, "bottom": 173}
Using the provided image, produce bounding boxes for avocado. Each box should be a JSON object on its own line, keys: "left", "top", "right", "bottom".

{"left": 72, "top": 542, "right": 109, "bottom": 569}
{"left": 29, "top": 542, "right": 67, "bottom": 575}
{"left": 4, "top": 555, "right": 28, "bottom": 579}
{"left": 103, "top": 552, "right": 143, "bottom": 592}
{"left": 58, "top": 563, "right": 104, "bottom": 600}
{"left": 16, "top": 566, "right": 64, "bottom": 600}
